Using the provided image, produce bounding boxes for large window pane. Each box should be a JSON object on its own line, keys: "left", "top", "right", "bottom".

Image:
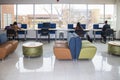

{"left": 105, "top": 4, "right": 116, "bottom": 29}
{"left": 1, "top": 4, "right": 16, "bottom": 28}
{"left": 52, "top": 4, "right": 69, "bottom": 28}
{"left": 35, "top": 4, "right": 51, "bottom": 28}
{"left": 70, "top": 4, "right": 87, "bottom": 27}
{"left": 88, "top": 5, "right": 104, "bottom": 28}
{"left": 17, "top": 4, "right": 33, "bottom": 29}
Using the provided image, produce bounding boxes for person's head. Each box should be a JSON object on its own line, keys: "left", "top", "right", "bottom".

{"left": 104, "top": 20, "right": 108, "bottom": 24}
{"left": 77, "top": 22, "right": 81, "bottom": 27}
{"left": 13, "top": 21, "right": 17, "bottom": 25}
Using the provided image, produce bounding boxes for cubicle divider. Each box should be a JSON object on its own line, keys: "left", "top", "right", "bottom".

{"left": 68, "top": 24, "right": 74, "bottom": 33}
{"left": 18, "top": 24, "right": 27, "bottom": 40}
{"left": 49, "top": 23, "right": 56, "bottom": 34}
{"left": 81, "top": 24, "right": 86, "bottom": 29}
{"left": 93, "top": 24, "right": 102, "bottom": 35}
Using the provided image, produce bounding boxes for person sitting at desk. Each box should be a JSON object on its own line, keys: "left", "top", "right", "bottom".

{"left": 11, "top": 21, "right": 21, "bottom": 37}
{"left": 75, "top": 22, "right": 92, "bottom": 42}
{"left": 101, "top": 20, "right": 110, "bottom": 43}
{"left": 75, "top": 22, "right": 84, "bottom": 37}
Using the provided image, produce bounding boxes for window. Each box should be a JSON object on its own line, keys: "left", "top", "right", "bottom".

{"left": 17, "top": 4, "right": 33, "bottom": 29}
{"left": 105, "top": 5, "right": 116, "bottom": 29}
{"left": 35, "top": 4, "right": 51, "bottom": 28}
{"left": 52, "top": 4, "right": 69, "bottom": 28}
{"left": 88, "top": 4, "right": 104, "bottom": 29}
{"left": 70, "top": 4, "right": 87, "bottom": 27}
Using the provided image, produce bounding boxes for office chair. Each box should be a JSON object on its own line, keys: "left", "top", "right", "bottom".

{"left": 7, "top": 29, "right": 17, "bottom": 40}
{"left": 105, "top": 29, "right": 114, "bottom": 41}
{"left": 40, "top": 22, "right": 50, "bottom": 43}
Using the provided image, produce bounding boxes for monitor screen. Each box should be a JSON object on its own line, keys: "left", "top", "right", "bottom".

{"left": 99, "top": 23, "right": 104, "bottom": 28}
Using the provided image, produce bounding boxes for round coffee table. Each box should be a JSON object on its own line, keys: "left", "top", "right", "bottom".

{"left": 108, "top": 41, "right": 120, "bottom": 55}
{"left": 22, "top": 42, "right": 43, "bottom": 57}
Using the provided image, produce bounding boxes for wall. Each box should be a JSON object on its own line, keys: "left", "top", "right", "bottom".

{"left": 0, "top": 0, "right": 115, "bottom": 4}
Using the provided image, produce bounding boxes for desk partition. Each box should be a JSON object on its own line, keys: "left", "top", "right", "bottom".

{"left": 93, "top": 24, "right": 102, "bottom": 35}
{"left": 18, "top": 24, "right": 27, "bottom": 40}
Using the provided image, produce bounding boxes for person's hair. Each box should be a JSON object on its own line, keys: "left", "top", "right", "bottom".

{"left": 105, "top": 20, "right": 107, "bottom": 24}
{"left": 77, "top": 22, "right": 81, "bottom": 27}
{"left": 13, "top": 21, "right": 17, "bottom": 25}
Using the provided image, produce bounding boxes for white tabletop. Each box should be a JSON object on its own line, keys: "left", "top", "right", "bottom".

{"left": 108, "top": 41, "right": 120, "bottom": 46}
{"left": 23, "top": 42, "right": 43, "bottom": 47}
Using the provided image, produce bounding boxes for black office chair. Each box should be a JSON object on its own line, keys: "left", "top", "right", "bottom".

{"left": 40, "top": 22, "right": 50, "bottom": 43}
{"left": 6, "top": 29, "right": 17, "bottom": 40}
{"left": 105, "top": 29, "right": 114, "bottom": 41}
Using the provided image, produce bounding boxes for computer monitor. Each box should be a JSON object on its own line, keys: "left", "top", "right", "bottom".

{"left": 99, "top": 23, "right": 104, "bottom": 28}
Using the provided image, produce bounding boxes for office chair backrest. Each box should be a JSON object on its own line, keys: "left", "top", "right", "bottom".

{"left": 43, "top": 22, "right": 50, "bottom": 28}
{"left": 7, "top": 29, "right": 16, "bottom": 37}
{"left": 105, "top": 29, "right": 114, "bottom": 36}
{"left": 41, "top": 22, "right": 50, "bottom": 35}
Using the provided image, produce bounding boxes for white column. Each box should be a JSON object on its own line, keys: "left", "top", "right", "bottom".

{"left": 116, "top": 0, "right": 120, "bottom": 39}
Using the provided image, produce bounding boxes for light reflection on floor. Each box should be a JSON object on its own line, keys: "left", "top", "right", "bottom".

{"left": 16, "top": 56, "right": 55, "bottom": 72}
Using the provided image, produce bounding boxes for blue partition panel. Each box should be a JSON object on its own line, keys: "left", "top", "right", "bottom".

{"left": 81, "top": 24, "right": 86, "bottom": 29}
{"left": 18, "top": 24, "right": 27, "bottom": 34}
{"left": 38, "top": 23, "right": 43, "bottom": 28}
{"left": 68, "top": 24, "right": 74, "bottom": 33}
{"left": 93, "top": 24, "right": 102, "bottom": 35}
{"left": 38, "top": 23, "right": 43, "bottom": 34}
{"left": 50, "top": 23, "right": 56, "bottom": 34}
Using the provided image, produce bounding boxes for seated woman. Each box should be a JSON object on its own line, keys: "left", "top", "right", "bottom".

{"left": 11, "top": 21, "right": 21, "bottom": 37}
{"left": 75, "top": 22, "right": 84, "bottom": 37}
{"left": 75, "top": 22, "right": 92, "bottom": 42}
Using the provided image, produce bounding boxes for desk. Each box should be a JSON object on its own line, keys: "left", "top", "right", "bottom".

{"left": 93, "top": 29, "right": 116, "bottom": 42}
{"left": 54, "top": 28, "right": 90, "bottom": 40}
{"left": 19, "top": 28, "right": 90, "bottom": 41}
{"left": 93, "top": 29, "right": 102, "bottom": 41}
{"left": 18, "top": 29, "right": 28, "bottom": 40}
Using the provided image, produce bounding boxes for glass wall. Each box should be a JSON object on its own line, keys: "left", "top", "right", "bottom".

{"left": 0, "top": 4, "right": 116, "bottom": 29}
{"left": 70, "top": 4, "right": 87, "bottom": 27}
{"left": 17, "top": 4, "right": 33, "bottom": 28}
{"left": 35, "top": 4, "right": 51, "bottom": 28}
{"left": 88, "top": 4, "right": 104, "bottom": 29}
{"left": 105, "top": 5, "right": 115, "bottom": 29}
{"left": 52, "top": 4, "right": 69, "bottom": 28}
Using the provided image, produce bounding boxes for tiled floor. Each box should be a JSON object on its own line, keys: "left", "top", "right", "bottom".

{"left": 0, "top": 40, "right": 120, "bottom": 80}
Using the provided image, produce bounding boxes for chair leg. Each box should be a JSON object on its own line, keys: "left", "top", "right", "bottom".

{"left": 40, "top": 34, "right": 41, "bottom": 42}
{"left": 48, "top": 34, "right": 50, "bottom": 43}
